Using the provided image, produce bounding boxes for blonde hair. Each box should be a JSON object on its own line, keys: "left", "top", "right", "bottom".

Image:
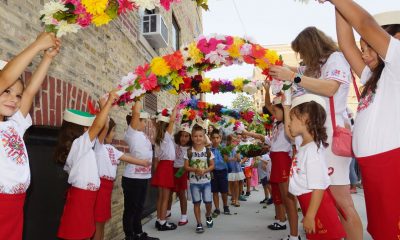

{"left": 155, "top": 121, "right": 169, "bottom": 146}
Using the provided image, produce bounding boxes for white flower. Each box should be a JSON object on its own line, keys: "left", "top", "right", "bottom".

{"left": 130, "top": 87, "right": 146, "bottom": 99}
{"left": 240, "top": 43, "right": 252, "bottom": 56}
{"left": 120, "top": 72, "right": 138, "bottom": 87}
{"left": 243, "top": 82, "right": 257, "bottom": 95}
{"left": 270, "top": 79, "right": 284, "bottom": 95}
{"left": 40, "top": 1, "right": 68, "bottom": 25}
{"left": 55, "top": 21, "right": 81, "bottom": 38}
{"left": 181, "top": 46, "right": 196, "bottom": 67}
{"left": 131, "top": 0, "right": 160, "bottom": 10}
{"left": 205, "top": 43, "right": 229, "bottom": 65}
{"left": 255, "top": 80, "right": 264, "bottom": 89}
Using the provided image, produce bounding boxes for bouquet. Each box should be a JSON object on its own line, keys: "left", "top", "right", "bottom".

{"left": 237, "top": 143, "right": 269, "bottom": 158}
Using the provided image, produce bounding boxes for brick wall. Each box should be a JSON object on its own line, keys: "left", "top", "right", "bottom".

{"left": 1, "top": 0, "right": 202, "bottom": 238}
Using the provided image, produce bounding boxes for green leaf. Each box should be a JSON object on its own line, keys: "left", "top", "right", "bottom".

{"left": 282, "top": 83, "right": 292, "bottom": 91}
{"left": 53, "top": 11, "right": 67, "bottom": 21}
{"left": 126, "top": 85, "right": 134, "bottom": 92}
{"left": 45, "top": 25, "right": 57, "bottom": 34}
{"left": 40, "top": 14, "right": 45, "bottom": 21}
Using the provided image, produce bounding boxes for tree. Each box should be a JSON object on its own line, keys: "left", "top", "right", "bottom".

{"left": 231, "top": 93, "right": 255, "bottom": 111}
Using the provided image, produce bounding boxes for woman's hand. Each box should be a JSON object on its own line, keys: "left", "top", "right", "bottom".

{"left": 269, "top": 66, "right": 295, "bottom": 82}
{"left": 33, "top": 32, "right": 57, "bottom": 51}
{"left": 44, "top": 39, "right": 61, "bottom": 59}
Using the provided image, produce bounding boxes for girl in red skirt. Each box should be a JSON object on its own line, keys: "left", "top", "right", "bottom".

{"left": 286, "top": 94, "right": 346, "bottom": 240}
{"left": 92, "top": 118, "right": 151, "bottom": 240}
{"left": 166, "top": 123, "right": 192, "bottom": 226}
{"left": 54, "top": 91, "right": 119, "bottom": 240}
{"left": 327, "top": 1, "right": 400, "bottom": 238}
{"left": 151, "top": 106, "right": 178, "bottom": 231}
{"left": 0, "top": 32, "right": 60, "bottom": 240}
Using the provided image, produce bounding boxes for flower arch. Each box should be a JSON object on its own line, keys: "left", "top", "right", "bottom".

{"left": 115, "top": 34, "right": 283, "bottom": 106}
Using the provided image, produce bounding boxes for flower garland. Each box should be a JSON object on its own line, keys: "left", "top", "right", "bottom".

{"left": 40, "top": 0, "right": 208, "bottom": 37}
{"left": 115, "top": 35, "right": 283, "bottom": 106}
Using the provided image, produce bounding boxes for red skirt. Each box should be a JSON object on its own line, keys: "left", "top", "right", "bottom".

{"left": 151, "top": 160, "right": 174, "bottom": 189}
{"left": 173, "top": 167, "right": 188, "bottom": 192}
{"left": 270, "top": 152, "right": 291, "bottom": 183}
{"left": 57, "top": 187, "right": 98, "bottom": 239}
{"left": 298, "top": 190, "right": 346, "bottom": 240}
{"left": 0, "top": 193, "right": 26, "bottom": 240}
{"left": 357, "top": 147, "right": 400, "bottom": 240}
{"left": 271, "top": 183, "right": 282, "bottom": 205}
{"left": 94, "top": 178, "right": 114, "bottom": 223}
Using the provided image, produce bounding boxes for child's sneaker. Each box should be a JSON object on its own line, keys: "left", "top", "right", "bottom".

{"left": 259, "top": 198, "right": 267, "bottom": 204}
{"left": 245, "top": 191, "right": 251, "bottom": 197}
{"left": 281, "top": 235, "right": 301, "bottom": 240}
{"left": 223, "top": 206, "right": 231, "bottom": 215}
{"left": 212, "top": 209, "right": 220, "bottom": 218}
{"left": 239, "top": 195, "right": 247, "bottom": 201}
{"left": 196, "top": 223, "right": 204, "bottom": 233}
{"left": 266, "top": 198, "right": 273, "bottom": 205}
{"left": 206, "top": 216, "right": 214, "bottom": 228}
{"left": 158, "top": 222, "right": 177, "bottom": 231}
{"left": 268, "top": 221, "right": 287, "bottom": 230}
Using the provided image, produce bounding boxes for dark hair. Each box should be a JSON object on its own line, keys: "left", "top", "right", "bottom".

{"left": 291, "top": 27, "right": 339, "bottom": 78}
{"left": 191, "top": 124, "right": 205, "bottom": 135}
{"left": 54, "top": 121, "right": 85, "bottom": 165}
{"left": 361, "top": 24, "right": 400, "bottom": 98}
{"left": 155, "top": 121, "right": 169, "bottom": 145}
{"left": 107, "top": 118, "right": 116, "bottom": 137}
{"left": 226, "top": 135, "right": 234, "bottom": 145}
{"left": 174, "top": 130, "right": 192, "bottom": 146}
{"left": 126, "top": 114, "right": 132, "bottom": 126}
{"left": 211, "top": 129, "right": 221, "bottom": 137}
{"left": 290, "top": 101, "right": 329, "bottom": 149}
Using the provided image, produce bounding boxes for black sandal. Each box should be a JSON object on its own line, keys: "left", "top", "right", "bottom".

{"left": 267, "top": 222, "right": 287, "bottom": 230}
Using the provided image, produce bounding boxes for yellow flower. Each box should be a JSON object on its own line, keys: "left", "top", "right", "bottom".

{"left": 92, "top": 12, "right": 112, "bottom": 26}
{"left": 170, "top": 72, "right": 184, "bottom": 90}
{"left": 151, "top": 57, "right": 171, "bottom": 77}
{"left": 265, "top": 50, "right": 279, "bottom": 65}
{"left": 188, "top": 42, "right": 203, "bottom": 63}
{"left": 200, "top": 78, "right": 212, "bottom": 92}
{"left": 82, "top": 0, "right": 108, "bottom": 15}
{"left": 255, "top": 58, "right": 269, "bottom": 70}
{"left": 168, "top": 88, "right": 178, "bottom": 95}
{"left": 232, "top": 78, "right": 244, "bottom": 92}
{"left": 227, "top": 37, "right": 244, "bottom": 58}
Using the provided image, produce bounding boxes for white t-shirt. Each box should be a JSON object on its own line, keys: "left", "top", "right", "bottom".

{"left": 270, "top": 122, "right": 291, "bottom": 152}
{"left": 174, "top": 144, "right": 189, "bottom": 168}
{"left": 0, "top": 111, "right": 32, "bottom": 194}
{"left": 289, "top": 142, "right": 330, "bottom": 196}
{"left": 243, "top": 157, "right": 253, "bottom": 168}
{"left": 155, "top": 132, "right": 176, "bottom": 161}
{"left": 64, "top": 132, "right": 99, "bottom": 191}
{"left": 258, "top": 154, "right": 272, "bottom": 179}
{"left": 95, "top": 142, "right": 124, "bottom": 181}
{"left": 184, "top": 147, "right": 215, "bottom": 184}
{"left": 353, "top": 37, "right": 400, "bottom": 157}
{"left": 123, "top": 126, "right": 153, "bottom": 179}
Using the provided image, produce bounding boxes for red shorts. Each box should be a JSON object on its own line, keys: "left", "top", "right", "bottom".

{"left": 244, "top": 167, "right": 252, "bottom": 178}
{"left": 271, "top": 183, "right": 282, "bottom": 205}
{"left": 94, "top": 178, "right": 114, "bottom": 223}
{"left": 270, "top": 152, "right": 292, "bottom": 183}
{"left": 151, "top": 160, "right": 174, "bottom": 189}
{"left": 173, "top": 167, "right": 188, "bottom": 192}
{"left": 357, "top": 148, "right": 400, "bottom": 240}
{"left": 0, "top": 193, "right": 26, "bottom": 240}
{"left": 298, "top": 190, "right": 346, "bottom": 240}
{"left": 58, "top": 187, "right": 98, "bottom": 239}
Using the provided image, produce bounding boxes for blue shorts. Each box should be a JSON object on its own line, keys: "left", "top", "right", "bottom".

{"left": 261, "top": 176, "right": 269, "bottom": 186}
{"left": 211, "top": 169, "right": 228, "bottom": 193}
{"left": 190, "top": 182, "right": 212, "bottom": 204}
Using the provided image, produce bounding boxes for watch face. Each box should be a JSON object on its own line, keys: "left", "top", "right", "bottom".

{"left": 294, "top": 76, "right": 301, "bottom": 83}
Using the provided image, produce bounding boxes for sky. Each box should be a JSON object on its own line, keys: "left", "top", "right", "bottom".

{"left": 202, "top": 0, "right": 400, "bottom": 107}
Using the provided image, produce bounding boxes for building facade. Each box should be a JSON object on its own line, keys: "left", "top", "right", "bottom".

{"left": 0, "top": 0, "right": 202, "bottom": 239}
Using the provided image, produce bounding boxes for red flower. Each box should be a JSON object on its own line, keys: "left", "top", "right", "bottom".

{"left": 243, "top": 56, "right": 255, "bottom": 64}
{"left": 163, "top": 51, "right": 184, "bottom": 71}
{"left": 189, "top": 109, "right": 196, "bottom": 120}
{"left": 162, "top": 109, "right": 169, "bottom": 116}
{"left": 197, "top": 38, "right": 219, "bottom": 54}
{"left": 198, "top": 101, "right": 207, "bottom": 109}
{"left": 180, "top": 77, "right": 192, "bottom": 92}
{"left": 118, "top": 0, "right": 137, "bottom": 14}
{"left": 211, "top": 81, "right": 221, "bottom": 94}
{"left": 225, "top": 36, "right": 234, "bottom": 46}
{"left": 251, "top": 44, "right": 266, "bottom": 59}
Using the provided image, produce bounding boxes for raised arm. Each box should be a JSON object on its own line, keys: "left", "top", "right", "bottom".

{"left": 242, "top": 130, "right": 266, "bottom": 142}
{"left": 0, "top": 32, "right": 57, "bottom": 94}
{"left": 167, "top": 105, "right": 178, "bottom": 135}
{"left": 130, "top": 101, "right": 141, "bottom": 130}
{"left": 97, "top": 117, "right": 109, "bottom": 144}
{"left": 263, "top": 83, "right": 275, "bottom": 115}
{"left": 331, "top": 0, "right": 390, "bottom": 59}
{"left": 283, "top": 105, "right": 295, "bottom": 142}
{"left": 119, "top": 153, "right": 151, "bottom": 167}
{"left": 335, "top": 8, "right": 365, "bottom": 77}
{"left": 20, "top": 39, "right": 61, "bottom": 117}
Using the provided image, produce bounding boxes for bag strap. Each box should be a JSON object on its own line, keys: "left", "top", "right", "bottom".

{"left": 187, "top": 148, "right": 193, "bottom": 163}
{"left": 351, "top": 71, "right": 361, "bottom": 102}
{"left": 329, "top": 96, "right": 337, "bottom": 129}
{"left": 206, "top": 147, "right": 211, "bottom": 166}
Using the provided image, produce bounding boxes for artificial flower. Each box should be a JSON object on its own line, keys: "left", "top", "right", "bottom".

{"left": 199, "top": 78, "right": 212, "bottom": 93}
{"left": 197, "top": 37, "right": 219, "bottom": 55}
{"left": 81, "top": 0, "right": 108, "bottom": 15}
{"left": 163, "top": 51, "right": 184, "bottom": 71}
{"left": 92, "top": 12, "right": 112, "bottom": 26}
{"left": 251, "top": 44, "right": 266, "bottom": 59}
{"left": 55, "top": 21, "right": 81, "bottom": 37}
{"left": 243, "top": 82, "right": 257, "bottom": 95}
{"left": 160, "top": 0, "right": 179, "bottom": 10}
{"left": 265, "top": 50, "right": 279, "bottom": 66}
{"left": 168, "top": 88, "right": 178, "bottom": 95}
{"left": 232, "top": 78, "right": 244, "bottom": 92}
{"left": 40, "top": 1, "right": 68, "bottom": 18}
{"left": 205, "top": 43, "right": 229, "bottom": 65}
{"left": 139, "top": 73, "right": 158, "bottom": 91}
{"left": 150, "top": 57, "right": 171, "bottom": 77}
{"left": 240, "top": 43, "right": 252, "bottom": 56}
{"left": 188, "top": 42, "right": 203, "bottom": 63}
{"left": 198, "top": 101, "right": 207, "bottom": 109}
{"left": 270, "top": 79, "right": 284, "bottom": 95}
{"left": 181, "top": 77, "right": 192, "bottom": 91}
{"left": 255, "top": 58, "right": 269, "bottom": 70}
{"left": 129, "top": 86, "right": 146, "bottom": 99}
{"left": 132, "top": 0, "right": 160, "bottom": 10}
{"left": 221, "top": 80, "right": 235, "bottom": 92}
{"left": 118, "top": 0, "right": 137, "bottom": 14}
{"left": 162, "top": 108, "right": 169, "bottom": 116}
{"left": 119, "top": 72, "right": 138, "bottom": 87}
{"left": 211, "top": 81, "right": 221, "bottom": 94}
{"left": 170, "top": 72, "right": 184, "bottom": 90}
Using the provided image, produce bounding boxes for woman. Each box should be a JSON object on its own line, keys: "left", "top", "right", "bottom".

{"left": 269, "top": 27, "right": 363, "bottom": 239}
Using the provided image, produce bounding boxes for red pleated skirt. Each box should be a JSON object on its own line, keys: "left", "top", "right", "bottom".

{"left": 151, "top": 160, "right": 174, "bottom": 189}
{"left": 173, "top": 167, "right": 188, "bottom": 192}
{"left": 270, "top": 152, "right": 292, "bottom": 183}
{"left": 94, "top": 178, "right": 114, "bottom": 223}
{"left": 0, "top": 193, "right": 26, "bottom": 240}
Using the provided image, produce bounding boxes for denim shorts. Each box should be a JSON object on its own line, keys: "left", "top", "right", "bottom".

{"left": 190, "top": 182, "right": 212, "bottom": 204}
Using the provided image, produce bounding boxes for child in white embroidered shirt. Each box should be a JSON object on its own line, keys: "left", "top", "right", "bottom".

{"left": 0, "top": 32, "right": 60, "bottom": 240}
{"left": 285, "top": 94, "right": 345, "bottom": 240}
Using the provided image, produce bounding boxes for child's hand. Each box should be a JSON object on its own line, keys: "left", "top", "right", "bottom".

{"left": 302, "top": 215, "right": 316, "bottom": 234}
{"left": 263, "top": 81, "right": 270, "bottom": 90}
{"left": 133, "top": 101, "right": 141, "bottom": 113}
{"left": 34, "top": 32, "right": 57, "bottom": 51}
{"left": 142, "top": 159, "right": 152, "bottom": 167}
{"left": 99, "top": 96, "right": 108, "bottom": 110}
{"left": 107, "top": 90, "right": 119, "bottom": 105}
{"left": 44, "top": 38, "right": 61, "bottom": 59}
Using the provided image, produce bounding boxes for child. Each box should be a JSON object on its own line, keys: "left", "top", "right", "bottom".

{"left": 184, "top": 124, "right": 215, "bottom": 233}
{"left": 92, "top": 117, "right": 152, "bottom": 240}
{"left": 286, "top": 93, "right": 346, "bottom": 240}
{"left": 329, "top": 1, "right": 400, "bottom": 238}
{"left": 238, "top": 134, "right": 253, "bottom": 197}
{"left": 226, "top": 135, "right": 244, "bottom": 207}
{"left": 250, "top": 158, "right": 259, "bottom": 192}
{"left": 0, "top": 32, "right": 59, "bottom": 240}
{"left": 210, "top": 129, "right": 230, "bottom": 216}
{"left": 258, "top": 153, "right": 273, "bottom": 205}
{"left": 122, "top": 101, "right": 158, "bottom": 240}
{"left": 55, "top": 90, "right": 118, "bottom": 240}
{"left": 166, "top": 122, "right": 192, "bottom": 226}
{"left": 151, "top": 106, "right": 178, "bottom": 231}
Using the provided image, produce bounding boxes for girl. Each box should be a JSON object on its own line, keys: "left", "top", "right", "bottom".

{"left": 226, "top": 135, "right": 244, "bottom": 207}
{"left": 92, "top": 118, "right": 152, "bottom": 240}
{"left": 327, "top": 1, "right": 400, "bottom": 238}
{"left": 251, "top": 155, "right": 260, "bottom": 192}
{"left": 55, "top": 90, "right": 118, "bottom": 240}
{"left": 166, "top": 122, "right": 192, "bottom": 226}
{"left": 0, "top": 32, "right": 59, "bottom": 240}
{"left": 286, "top": 93, "right": 346, "bottom": 240}
{"left": 151, "top": 106, "right": 178, "bottom": 231}
{"left": 269, "top": 26, "right": 363, "bottom": 239}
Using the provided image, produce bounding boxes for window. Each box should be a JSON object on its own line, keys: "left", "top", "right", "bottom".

{"left": 171, "top": 15, "right": 180, "bottom": 51}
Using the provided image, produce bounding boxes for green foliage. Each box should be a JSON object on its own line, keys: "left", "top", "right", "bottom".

{"left": 231, "top": 93, "right": 254, "bottom": 111}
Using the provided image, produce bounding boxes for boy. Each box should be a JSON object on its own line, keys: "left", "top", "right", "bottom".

{"left": 184, "top": 124, "right": 215, "bottom": 233}
{"left": 258, "top": 154, "right": 273, "bottom": 205}
{"left": 210, "top": 129, "right": 230, "bottom": 216}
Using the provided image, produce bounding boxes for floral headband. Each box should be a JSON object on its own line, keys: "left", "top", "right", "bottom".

{"left": 156, "top": 108, "right": 172, "bottom": 123}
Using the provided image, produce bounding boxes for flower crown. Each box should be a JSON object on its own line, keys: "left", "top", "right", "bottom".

{"left": 156, "top": 108, "right": 172, "bottom": 123}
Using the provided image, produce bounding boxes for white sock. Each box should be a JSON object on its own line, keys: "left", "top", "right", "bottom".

{"left": 279, "top": 220, "right": 287, "bottom": 225}
{"left": 159, "top": 220, "right": 166, "bottom": 225}
{"left": 289, "top": 235, "right": 299, "bottom": 240}
{"left": 181, "top": 215, "right": 187, "bottom": 221}
{"left": 166, "top": 210, "right": 171, "bottom": 216}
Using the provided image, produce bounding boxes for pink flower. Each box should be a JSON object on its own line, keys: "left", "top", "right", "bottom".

{"left": 225, "top": 36, "right": 234, "bottom": 45}
{"left": 135, "top": 64, "right": 150, "bottom": 78}
{"left": 197, "top": 38, "right": 219, "bottom": 55}
{"left": 139, "top": 73, "right": 158, "bottom": 91}
{"left": 77, "top": 12, "right": 92, "bottom": 27}
{"left": 118, "top": 0, "right": 137, "bottom": 14}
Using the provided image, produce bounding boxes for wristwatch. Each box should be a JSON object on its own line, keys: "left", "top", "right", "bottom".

{"left": 293, "top": 73, "right": 302, "bottom": 84}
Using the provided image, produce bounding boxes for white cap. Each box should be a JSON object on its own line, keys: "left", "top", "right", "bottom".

{"left": 272, "top": 96, "right": 282, "bottom": 105}
{"left": 291, "top": 94, "right": 326, "bottom": 111}
{"left": 374, "top": 11, "right": 400, "bottom": 26}
{"left": 63, "top": 109, "right": 95, "bottom": 127}
{"left": 179, "top": 122, "right": 192, "bottom": 134}
{"left": 156, "top": 108, "right": 171, "bottom": 123}
{"left": 140, "top": 111, "right": 150, "bottom": 119}
{"left": 191, "top": 118, "right": 208, "bottom": 130}
{"left": 0, "top": 60, "right": 8, "bottom": 70}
